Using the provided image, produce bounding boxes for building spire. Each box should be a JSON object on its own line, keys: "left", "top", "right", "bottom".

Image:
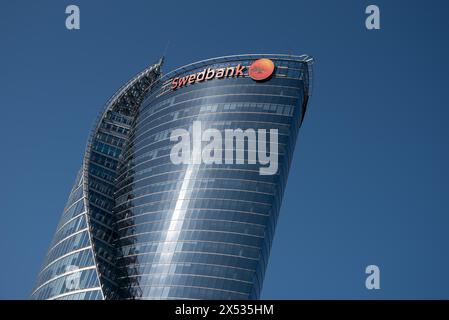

{"left": 157, "top": 56, "right": 165, "bottom": 67}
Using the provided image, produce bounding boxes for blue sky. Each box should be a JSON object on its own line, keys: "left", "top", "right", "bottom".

{"left": 1, "top": 0, "right": 449, "bottom": 299}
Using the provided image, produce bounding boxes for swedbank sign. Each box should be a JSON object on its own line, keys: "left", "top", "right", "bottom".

{"left": 171, "top": 58, "right": 275, "bottom": 90}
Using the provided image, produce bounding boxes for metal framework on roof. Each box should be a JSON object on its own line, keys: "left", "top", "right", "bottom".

{"left": 80, "top": 58, "right": 163, "bottom": 299}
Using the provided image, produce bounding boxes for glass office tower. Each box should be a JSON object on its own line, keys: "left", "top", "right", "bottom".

{"left": 31, "top": 54, "right": 313, "bottom": 300}
{"left": 30, "top": 61, "right": 163, "bottom": 300}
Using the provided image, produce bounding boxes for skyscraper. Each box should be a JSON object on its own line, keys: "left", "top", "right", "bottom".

{"left": 31, "top": 54, "right": 313, "bottom": 300}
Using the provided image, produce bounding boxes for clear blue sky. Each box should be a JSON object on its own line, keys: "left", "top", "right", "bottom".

{"left": 1, "top": 0, "right": 449, "bottom": 299}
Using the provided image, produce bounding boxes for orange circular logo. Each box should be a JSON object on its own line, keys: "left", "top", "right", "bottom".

{"left": 249, "top": 58, "right": 275, "bottom": 81}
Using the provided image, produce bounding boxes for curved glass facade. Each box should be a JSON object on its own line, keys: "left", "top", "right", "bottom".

{"left": 31, "top": 61, "right": 163, "bottom": 300}
{"left": 32, "top": 54, "right": 312, "bottom": 300}
{"left": 114, "top": 54, "right": 312, "bottom": 299}
{"left": 30, "top": 169, "right": 103, "bottom": 300}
